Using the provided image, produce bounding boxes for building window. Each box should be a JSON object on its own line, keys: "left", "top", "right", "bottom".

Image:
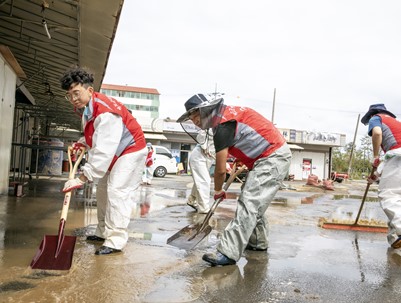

{"left": 102, "top": 89, "right": 159, "bottom": 102}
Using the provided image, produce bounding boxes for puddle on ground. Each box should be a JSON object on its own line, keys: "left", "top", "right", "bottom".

{"left": 22, "top": 271, "right": 63, "bottom": 279}
{"left": 273, "top": 195, "right": 318, "bottom": 206}
{"left": 323, "top": 196, "right": 386, "bottom": 223}
{"left": 333, "top": 194, "right": 379, "bottom": 202}
{"left": 1, "top": 179, "right": 397, "bottom": 303}
{"left": 142, "top": 275, "right": 203, "bottom": 302}
{"left": 301, "top": 196, "right": 314, "bottom": 204}
{"left": 269, "top": 233, "right": 388, "bottom": 285}
{"left": 150, "top": 188, "right": 188, "bottom": 200}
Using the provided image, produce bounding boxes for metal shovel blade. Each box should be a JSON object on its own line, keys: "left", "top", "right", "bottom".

{"left": 167, "top": 224, "right": 213, "bottom": 250}
{"left": 30, "top": 234, "right": 76, "bottom": 270}
{"left": 167, "top": 165, "right": 247, "bottom": 250}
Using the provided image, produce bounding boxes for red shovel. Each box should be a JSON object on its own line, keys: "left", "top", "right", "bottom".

{"left": 30, "top": 145, "right": 85, "bottom": 270}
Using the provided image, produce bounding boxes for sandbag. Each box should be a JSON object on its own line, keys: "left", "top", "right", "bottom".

{"left": 306, "top": 174, "right": 320, "bottom": 186}
{"left": 322, "top": 179, "right": 334, "bottom": 190}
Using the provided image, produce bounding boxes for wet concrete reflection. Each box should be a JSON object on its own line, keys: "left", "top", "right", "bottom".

{"left": 2, "top": 177, "right": 401, "bottom": 302}
{"left": 0, "top": 281, "right": 35, "bottom": 292}
{"left": 334, "top": 194, "right": 379, "bottom": 202}
{"left": 143, "top": 275, "right": 204, "bottom": 302}
{"left": 272, "top": 191, "right": 322, "bottom": 208}
{"left": 352, "top": 237, "right": 366, "bottom": 282}
{"left": 325, "top": 197, "right": 387, "bottom": 224}
{"left": 301, "top": 196, "right": 314, "bottom": 204}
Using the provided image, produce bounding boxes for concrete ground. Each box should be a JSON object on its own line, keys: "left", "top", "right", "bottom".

{"left": 1, "top": 174, "right": 401, "bottom": 302}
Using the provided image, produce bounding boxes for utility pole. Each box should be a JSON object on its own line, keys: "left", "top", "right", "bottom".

{"left": 271, "top": 88, "right": 276, "bottom": 123}
{"left": 347, "top": 113, "right": 360, "bottom": 178}
{"left": 212, "top": 83, "right": 224, "bottom": 99}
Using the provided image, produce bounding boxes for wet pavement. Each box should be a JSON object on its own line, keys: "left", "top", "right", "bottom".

{"left": 1, "top": 175, "right": 401, "bottom": 302}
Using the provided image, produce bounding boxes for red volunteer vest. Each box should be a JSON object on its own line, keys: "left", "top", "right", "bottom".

{"left": 84, "top": 92, "right": 146, "bottom": 169}
{"left": 220, "top": 106, "right": 286, "bottom": 169}
{"left": 377, "top": 114, "right": 401, "bottom": 152}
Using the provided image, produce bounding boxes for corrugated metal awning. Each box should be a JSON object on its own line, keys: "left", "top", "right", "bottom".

{"left": 0, "top": 0, "right": 123, "bottom": 131}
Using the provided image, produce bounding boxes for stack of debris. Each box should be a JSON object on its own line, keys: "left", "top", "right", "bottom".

{"left": 306, "top": 174, "right": 334, "bottom": 191}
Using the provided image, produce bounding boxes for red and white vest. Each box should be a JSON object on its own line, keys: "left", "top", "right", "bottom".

{"left": 84, "top": 92, "right": 146, "bottom": 169}
{"left": 377, "top": 114, "right": 401, "bottom": 152}
{"left": 219, "top": 106, "right": 286, "bottom": 169}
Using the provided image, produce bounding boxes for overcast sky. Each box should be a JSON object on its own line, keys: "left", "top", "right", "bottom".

{"left": 103, "top": 0, "right": 401, "bottom": 146}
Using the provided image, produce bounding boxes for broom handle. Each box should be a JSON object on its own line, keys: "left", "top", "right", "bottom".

{"left": 353, "top": 167, "right": 377, "bottom": 224}
{"left": 60, "top": 146, "right": 86, "bottom": 221}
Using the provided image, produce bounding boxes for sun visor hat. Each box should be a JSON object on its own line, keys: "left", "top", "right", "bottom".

{"left": 177, "top": 94, "right": 225, "bottom": 130}
{"left": 361, "top": 103, "right": 396, "bottom": 125}
{"left": 177, "top": 94, "right": 209, "bottom": 123}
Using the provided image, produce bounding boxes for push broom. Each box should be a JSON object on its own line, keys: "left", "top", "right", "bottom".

{"left": 320, "top": 167, "right": 388, "bottom": 233}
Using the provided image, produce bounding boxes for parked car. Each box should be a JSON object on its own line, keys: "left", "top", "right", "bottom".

{"left": 152, "top": 145, "right": 177, "bottom": 177}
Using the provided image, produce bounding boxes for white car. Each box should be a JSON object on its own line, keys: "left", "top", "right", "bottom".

{"left": 152, "top": 145, "right": 177, "bottom": 177}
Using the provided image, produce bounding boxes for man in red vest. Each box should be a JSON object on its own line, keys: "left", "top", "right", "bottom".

{"left": 60, "top": 66, "right": 147, "bottom": 255}
{"left": 177, "top": 94, "right": 292, "bottom": 266}
{"left": 361, "top": 104, "right": 401, "bottom": 249}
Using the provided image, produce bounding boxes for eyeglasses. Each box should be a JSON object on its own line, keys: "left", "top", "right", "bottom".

{"left": 65, "top": 90, "right": 81, "bottom": 101}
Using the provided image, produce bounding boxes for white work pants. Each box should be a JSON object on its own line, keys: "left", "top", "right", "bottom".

{"left": 188, "top": 145, "right": 214, "bottom": 213}
{"left": 379, "top": 154, "right": 401, "bottom": 246}
{"left": 95, "top": 147, "right": 147, "bottom": 249}
{"left": 142, "top": 165, "right": 154, "bottom": 184}
{"left": 218, "top": 144, "right": 292, "bottom": 261}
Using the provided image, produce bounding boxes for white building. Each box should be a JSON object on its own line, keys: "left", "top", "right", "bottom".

{"left": 280, "top": 129, "right": 346, "bottom": 181}
{"left": 100, "top": 84, "right": 160, "bottom": 119}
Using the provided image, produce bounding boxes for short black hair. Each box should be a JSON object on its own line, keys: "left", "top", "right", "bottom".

{"left": 60, "top": 66, "right": 94, "bottom": 90}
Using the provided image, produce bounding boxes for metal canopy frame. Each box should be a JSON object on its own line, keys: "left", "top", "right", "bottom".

{"left": 0, "top": 0, "right": 124, "bottom": 132}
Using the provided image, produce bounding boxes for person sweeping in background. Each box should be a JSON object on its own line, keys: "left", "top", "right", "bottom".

{"left": 186, "top": 128, "right": 215, "bottom": 214}
{"left": 60, "top": 66, "right": 147, "bottom": 255}
{"left": 361, "top": 103, "right": 401, "bottom": 249}
{"left": 142, "top": 142, "right": 155, "bottom": 185}
{"left": 177, "top": 93, "right": 291, "bottom": 266}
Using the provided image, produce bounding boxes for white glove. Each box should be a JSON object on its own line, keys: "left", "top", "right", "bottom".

{"left": 63, "top": 177, "right": 85, "bottom": 193}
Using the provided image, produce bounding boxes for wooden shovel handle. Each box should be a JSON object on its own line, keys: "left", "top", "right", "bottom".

{"left": 68, "top": 146, "right": 86, "bottom": 178}
{"left": 224, "top": 164, "right": 247, "bottom": 191}
{"left": 198, "top": 165, "right": 247, "bottom": 232}
{"left": 60, "top": 146, "right": 86, "bottom": 221}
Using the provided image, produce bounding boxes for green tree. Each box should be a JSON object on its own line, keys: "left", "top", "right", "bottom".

{"left": 332, "top": 136, "right": 372, "bottom": 180}
{"left": 332, "top": 146, "right": 348, "bottom": 173}
{"left": 360, "top": 135, "right": 372, "bottom": 161}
